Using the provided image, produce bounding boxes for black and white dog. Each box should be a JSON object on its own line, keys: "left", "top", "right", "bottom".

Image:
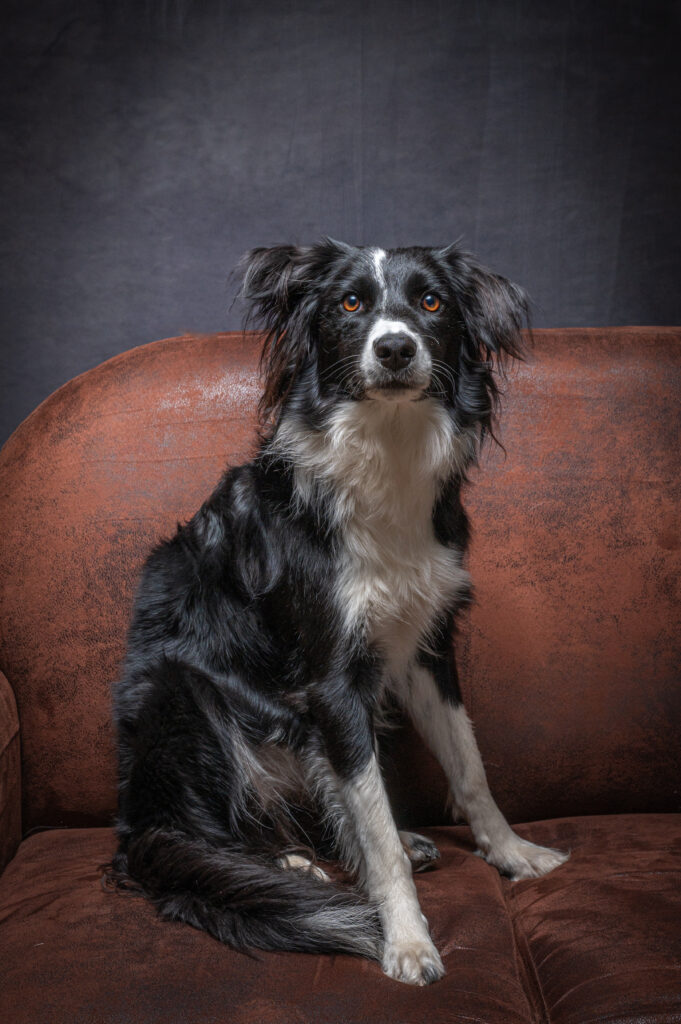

{"left": 110, "top": 240, "right": 568, "bottom": 986}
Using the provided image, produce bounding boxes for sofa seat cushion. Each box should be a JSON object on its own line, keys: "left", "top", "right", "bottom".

{"left": 506, "top": 815, "right": 681, "bottom": 1024}
{"left": 1, "top": 815, "right": 680, "bottom": 1024}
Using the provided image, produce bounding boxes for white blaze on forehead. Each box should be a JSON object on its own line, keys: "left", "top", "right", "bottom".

{"left": 372, "top": 248, "right": 387, "bottom": 292}
{"left": 367, "top": 317, "right": 419, "bottom": 345}
{"left": 361, "top": 256, "right": 427, "bottom": 378}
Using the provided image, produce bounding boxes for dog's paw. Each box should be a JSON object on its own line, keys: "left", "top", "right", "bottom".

{"left": 382, "top": 936, "right": 445, "bottom": 986}
{"left": 480, "top": 836, "right": 569, "bottom": 881}
{"left": 398, "top": 831, "right": 441, "bottom": 873}
{"left": 275, "top": 852, "right": 331, "bottom": 882}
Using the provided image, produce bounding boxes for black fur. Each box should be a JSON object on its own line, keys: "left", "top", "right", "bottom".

{"left": 107, "top": 240, "right": 528, "bottom": 968}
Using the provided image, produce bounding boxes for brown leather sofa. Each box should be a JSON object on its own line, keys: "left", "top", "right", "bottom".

{"left": 1, "top": 328, "right": 680, "bottom": 1024}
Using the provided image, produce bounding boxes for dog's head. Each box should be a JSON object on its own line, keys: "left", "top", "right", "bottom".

{"left": 239, "top": 239, "right": 528, "bottom": 439}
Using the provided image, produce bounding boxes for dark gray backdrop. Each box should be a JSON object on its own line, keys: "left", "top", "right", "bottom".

{"left": 2, "top": 0, "right": 680, "bottom": 445}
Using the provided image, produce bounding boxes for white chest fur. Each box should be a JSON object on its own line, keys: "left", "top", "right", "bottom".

{"left": 275, "top": 398, "right": 472, "bottom": 671}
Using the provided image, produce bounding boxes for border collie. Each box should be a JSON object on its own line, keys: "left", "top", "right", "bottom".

{"left": 108, "top": 240, "right": 568, "bottom": 986}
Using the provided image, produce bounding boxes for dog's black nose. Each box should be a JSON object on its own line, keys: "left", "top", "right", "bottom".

{"left": 373, "top": 334, "right": 417, "bottom": 371}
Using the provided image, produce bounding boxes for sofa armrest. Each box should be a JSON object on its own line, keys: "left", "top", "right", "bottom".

{"left": 0, "top": 669, "right": 21, "bottom": 875}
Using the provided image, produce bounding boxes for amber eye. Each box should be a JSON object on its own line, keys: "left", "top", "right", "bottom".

{"left": 342, "top": 293, "right": 361, "bottom": 312}
{"left": 422, "top": 293, "right": 441, "bottom": 312}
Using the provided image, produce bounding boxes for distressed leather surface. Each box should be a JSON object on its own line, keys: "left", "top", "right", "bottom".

{"left": 1, "top": 816, "right": 679, "bottom": 1024}
{"left": 0, "top": 329, "right": 679, "bottom": 831}
{"left": 0, "top": 670, "right": 21, "bottom": 873}
{"left": 1, "top": 330, "right": 680, "bottom": 1023}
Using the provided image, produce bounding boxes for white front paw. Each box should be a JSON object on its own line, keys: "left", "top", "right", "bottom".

{"left": 480, "top": 835, "right": 569, "bottom": 881}
{"left": 381, "top": 936, "right": 445, "bottom": 986}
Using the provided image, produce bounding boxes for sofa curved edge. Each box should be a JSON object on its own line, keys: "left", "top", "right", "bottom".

{"left": 0, "top": 331, "right": 257, "bottom": 463}
{"left": 0, "top": 669, "right": 21, "bottom": 876}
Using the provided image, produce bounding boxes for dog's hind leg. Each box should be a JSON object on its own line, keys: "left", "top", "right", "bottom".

{"left": 275, "top": 852, "right": 331, "bottom": 882}
{"left": 398, "top": 831, "right": 440, "bottom": 872}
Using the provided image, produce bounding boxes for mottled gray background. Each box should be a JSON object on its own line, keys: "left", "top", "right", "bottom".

{"left": 1, "top": 0, "right": 680, "bottom": 445}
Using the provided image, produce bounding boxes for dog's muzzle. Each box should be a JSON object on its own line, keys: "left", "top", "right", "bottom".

{"left": 373, "top": 334, "right": 417, "bottom": 372}
{"left": 365, "top": 331, "right": 431, "bottom": 395}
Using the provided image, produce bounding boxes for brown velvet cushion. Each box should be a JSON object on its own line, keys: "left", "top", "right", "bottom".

{"left": 509, "top": 816, "right": 681, "bottom": 1023}
{"left": 0, "top": 329, "right": 680, "bottom": 831}
{"left": 1, "top": 816, "right": 680, "bottom": 1023}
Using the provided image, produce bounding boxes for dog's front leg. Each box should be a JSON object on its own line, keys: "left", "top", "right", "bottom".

{"left": 341, "top": 753, "right": 444, "bottom": 985}
{"left": 395, "top": 656, "right": 569, "bottom": 881}
{"left": 313, "top": 683, "right": 444, "bottom": 985}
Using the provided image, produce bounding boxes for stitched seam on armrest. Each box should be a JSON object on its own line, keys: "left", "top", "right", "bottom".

{"left": 0, "top": 722, "right": 19, "bottom": 760}
{"left": 0, "top": 668, "right": 20, "bottom": 759}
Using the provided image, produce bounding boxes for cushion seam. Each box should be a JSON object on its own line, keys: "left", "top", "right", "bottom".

{"left": 504, "top": 883, "right": 551, "bottom": 1024}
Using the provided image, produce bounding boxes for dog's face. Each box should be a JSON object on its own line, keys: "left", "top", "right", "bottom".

{"left": 240, "top": 239, "right": 528, "bottom": 434}
{"left": 314, "top": 247, "right": 457, "bottom": 403}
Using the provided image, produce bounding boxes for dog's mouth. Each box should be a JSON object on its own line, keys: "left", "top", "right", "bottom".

{"left": 365, "top": 388, "right": 426, "bottom": 404}
{"left": 364, "top": 379, "right": 429, "bottom": 402}
{"left": 363, "top": 367, "right": 431, "bottom": 401}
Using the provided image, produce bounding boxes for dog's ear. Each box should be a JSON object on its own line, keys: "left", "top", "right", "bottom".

{"left": 439, "top": 245, "right": 530, "bottom": 442}
{"left": 239, "top": 245, "right": 306, "bottom": 322}
{"left": 240, "top": 238, "right": 352, "bottom": 319}
{"left": 439, "top": 244, "right": 528, "bottom": 363}
{"left": 239, "top": 240, "right": 352, "bottom": 425}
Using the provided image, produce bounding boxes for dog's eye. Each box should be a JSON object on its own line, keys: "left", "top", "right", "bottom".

{"left": 422, "top": 293, "right": 441, "bottom": 312}
{"left": 342, "top": 294, "right": 361, "bottom": 312}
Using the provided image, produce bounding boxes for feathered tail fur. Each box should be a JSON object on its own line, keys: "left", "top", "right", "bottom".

{"left": 106, "top": 827, "right": 381, "bottom": 960}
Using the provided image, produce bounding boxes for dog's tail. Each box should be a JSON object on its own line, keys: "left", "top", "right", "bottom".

{"left": 105, "top": 827, "right": 380, "bottom": 960}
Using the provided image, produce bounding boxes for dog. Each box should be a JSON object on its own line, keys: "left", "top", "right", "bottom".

{"left": 108, "top": 239, "right": 568, "bottom": 986}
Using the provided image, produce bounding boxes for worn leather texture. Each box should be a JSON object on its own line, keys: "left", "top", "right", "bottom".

{"left": 0, "top": 670, "right": 21, "bottom": 874}
{"left": 0, "top": 329, "right": 679, "bottom": 832}
{"left": 1, "top": 816, "right": 680, "bottom": 1024}
{"left": 1, "top": 329, "right": 681, "bottom": 1022}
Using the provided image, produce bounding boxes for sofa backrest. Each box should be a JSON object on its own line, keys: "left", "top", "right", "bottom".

{"left": 1, "top": 329, "right": 679, "bottom": 832}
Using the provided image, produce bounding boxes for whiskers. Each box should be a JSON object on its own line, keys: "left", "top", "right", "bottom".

{"left": 429, "top": 357, "right": 459, "bottom": 399}
{"left": 320, "top": 354, "right": 365, "bottom": 396}
{"left": 319, "top": 354, "right": 356, "bottom": 382}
